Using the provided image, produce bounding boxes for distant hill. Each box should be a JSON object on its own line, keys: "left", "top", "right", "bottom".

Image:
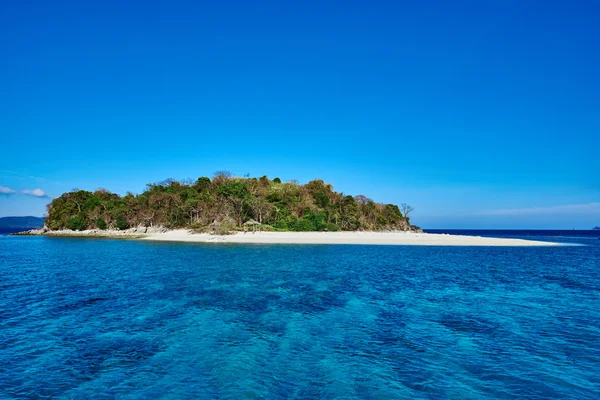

{"left": 594, "top": 226, "right": 600, "bottom": 230}
{"left": 0, "top": 216, "right": 45, "bottom": 234}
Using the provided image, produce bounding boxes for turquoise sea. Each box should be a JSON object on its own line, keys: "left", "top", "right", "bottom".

{"left": 1, "top": 231, "right": 599, "bottom": 399}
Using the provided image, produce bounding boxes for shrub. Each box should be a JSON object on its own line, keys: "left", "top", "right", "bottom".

{"left": 293, "top": 218, "right": 315, "bottom": 231}
{"left": 305, "top": 211, "right": 326, "bottom": 231}
{"left": 259, "top": 224, "right": 275, "bottom": 232}
{"left": 66, "top": 216, "right": 87, "bottom": 231}
{"left": 96, "top": 217, "right": 107, "bottom": 230}
{"left": 324, "top": 222, "right": 340, "bottom": 232}
{"left": 115, "top": 215, "right": 129, "bottom": 230}
{"left": 259, "top": 175, "right": 270, "bottom": 186}
{"left": 213, "top": 220, "right": 235, "bottom": 235}
{"left": 274, "top": 219, "right": 289, "bottom": 230}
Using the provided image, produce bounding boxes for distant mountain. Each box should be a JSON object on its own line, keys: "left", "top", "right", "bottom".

{"left": 594, "top": 226, "right": 600, "bottom": 230}
{"left": 0, "top": 216, "right": 45, "bottom": 234}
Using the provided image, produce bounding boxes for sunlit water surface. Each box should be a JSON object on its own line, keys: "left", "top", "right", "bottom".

{"left": 1, "top": 232, "right": 599, "bottom": 399}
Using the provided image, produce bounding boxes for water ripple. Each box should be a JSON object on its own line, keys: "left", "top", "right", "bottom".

{"left": 0, "top": 237, "right": 599, "bottom": 398}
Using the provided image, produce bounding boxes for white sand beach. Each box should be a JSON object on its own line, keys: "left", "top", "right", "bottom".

{"left": 141, "top": 230, "right": 561, "bottom": 246}
{"left": 20, "top": 228, "right": 563, "bottom": 246}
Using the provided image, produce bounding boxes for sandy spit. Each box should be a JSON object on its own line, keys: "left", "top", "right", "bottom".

{"left": 17, "top": 228, "right": 563, "bottom": 246}
{"left": 140, "top": 230, "right": 562, "bottom": 246}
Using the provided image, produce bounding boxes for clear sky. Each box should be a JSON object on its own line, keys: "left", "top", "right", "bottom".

{"left": 1, "top": 1, "right": 599, "bottom": 229}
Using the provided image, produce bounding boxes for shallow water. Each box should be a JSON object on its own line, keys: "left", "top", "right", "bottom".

{"left": 1, "top": 234, "right": 599, "bottom": 399}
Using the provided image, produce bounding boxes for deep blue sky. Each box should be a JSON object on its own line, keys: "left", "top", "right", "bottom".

{"left": 1, "top": 1, "right": 598, "bottom": 228}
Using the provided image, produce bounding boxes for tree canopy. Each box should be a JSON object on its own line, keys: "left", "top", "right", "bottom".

{"left": 45, "top": 172, "right": 418, "bottom": 233}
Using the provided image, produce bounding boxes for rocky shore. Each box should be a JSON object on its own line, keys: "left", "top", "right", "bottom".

{"left": 13, "top": 226, "right": 169, "bottom": 238}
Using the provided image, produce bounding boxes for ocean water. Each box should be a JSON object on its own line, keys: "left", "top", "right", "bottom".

{"left": 0, "top": 232, "right": 599, "bottom": 399}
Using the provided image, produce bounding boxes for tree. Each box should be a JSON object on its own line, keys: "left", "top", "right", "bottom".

{"left": 217, "top": 181, "right": 249, "bottom": 226}
{"left": 184, "top": 197, "right": 201, "bottom": 224}
{"left": 68, "top": 190, "right": 93, "bottom": 213}
{"left": 212, "top": 171, "right": 232, "bottom": 186}
{"left": 248, "top": 196, "right": 272, "bottom": 224}
{"left": 355, "top": 195, "right": 372, "bottom": 205}
{"left": 339, "top": 195, "right": 360, "bottom": 230}
{"left": 313, "top": 192, "right": 329, "bottom": 208}
{"left": 194, "top": 177, "right": 211, "bottom": 192}
{"left": 400, "top": 203, "right": 414, "bottom": 220}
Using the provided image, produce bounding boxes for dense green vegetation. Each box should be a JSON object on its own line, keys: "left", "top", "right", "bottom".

{"left": 45, "top": 172, "right": 418, "bottom": 232}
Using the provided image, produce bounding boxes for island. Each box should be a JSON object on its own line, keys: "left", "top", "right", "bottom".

{"left": 594, "top": 227, "right": 600, "bottom": 230}
{"left": 20, "top": 172, "right": 561, "bottom": 246}
{"left": 42, "top": 172, "right": 419, "bottom": 233}
{"left": 0, "top": 216, "right": 44, "bottom": 234}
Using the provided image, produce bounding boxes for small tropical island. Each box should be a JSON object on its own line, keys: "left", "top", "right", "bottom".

{"left": 16, "top": 172, "right": 562, "bottom": 246}
{"left": 42, "top": 172, "right": 419, "bottom": 233}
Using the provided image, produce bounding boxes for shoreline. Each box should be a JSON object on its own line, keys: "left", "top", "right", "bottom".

{"left": 16, "top": 228, "right": 563, "bottom": 246}
{"left": 142, "top": 230, "right": 562, "bottom": 246}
